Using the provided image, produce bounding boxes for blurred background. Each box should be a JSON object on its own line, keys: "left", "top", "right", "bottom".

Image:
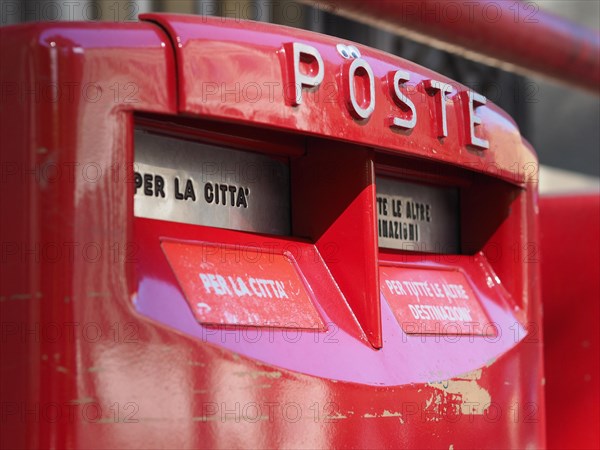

{"left": 2, "top": 0, "right": 599, "bottom": 193}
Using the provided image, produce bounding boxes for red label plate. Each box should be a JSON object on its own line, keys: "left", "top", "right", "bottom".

{"left": 380, "top": 265, "right": 494, "bottom": 335}
{"left": 161, "top": 240, "right": 324, "bottom": 329}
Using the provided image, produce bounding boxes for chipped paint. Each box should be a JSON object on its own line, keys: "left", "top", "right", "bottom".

{"left": 71, "top": 397, "right": 94, "bottom": 405}
{"left": 87, "top": 291, "right": 109, "bottom": 298}
{"left": 427, "top": 371, "right": 490, "bottom": 416}
{"left": 381, "top": 410, "right": 402, "bottom": 418}
{"left": 192, "top": 416, "right": 220, "bottom": 422}
{"left": 485, "top": 357, "right": 496, "bottom": 367}
{"left": 95, "top": 418, "right": 119, "bottom": 424}
{"left": 241, "top": 383, "right": 272, "bottom": 390}
{"left": 362, "top": 410, "right": 404, "bottom": 423}
{"left": 233, "top": 370, "right": 282, "bottom": 379}
{"left": 193, "top": 415, "right": 269, "bottom": 422}
{"left": 1, "top": 292, "right": 42, "bottom": 302}
{"left": 427, "top": 369, "right": 491, "bottom": 416}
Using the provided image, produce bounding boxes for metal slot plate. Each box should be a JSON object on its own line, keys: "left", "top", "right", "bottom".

{"left": 134, "top": 130, "right": 290, "bottom": 235}
{"left": 376, "top": 176, "right": 459, "bottom": 253}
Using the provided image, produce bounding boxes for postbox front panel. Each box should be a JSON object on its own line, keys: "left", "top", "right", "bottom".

{"left": 1, "top": 16, "right": 544, "bottom": 449}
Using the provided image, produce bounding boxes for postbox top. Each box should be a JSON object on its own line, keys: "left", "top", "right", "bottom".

{"left": 141, "top": 13, "right": 537, "bottom": 186}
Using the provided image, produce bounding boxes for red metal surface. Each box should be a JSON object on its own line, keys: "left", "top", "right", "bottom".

{"left": 0, "top": 20, "right": 177, "bottom": 450}
{"left": 540, "top": 194, "right": 600, "bottom": 449}
{"left": 291, "top": 141, "right": 382, "bottom": 347}
{"left": 1, "top": 16, "right": 544, "bottom": 449}
{"left": 303, "top": 0, "right": 600, "bottom": 92}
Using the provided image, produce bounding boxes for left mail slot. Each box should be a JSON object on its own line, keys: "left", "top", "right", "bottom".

{"left": 134, "top": 130, "right": 290, "bottom": 235}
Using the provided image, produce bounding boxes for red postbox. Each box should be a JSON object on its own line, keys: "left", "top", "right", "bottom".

{"left": 1, "top": 15, "right": 544, "bottom": 448}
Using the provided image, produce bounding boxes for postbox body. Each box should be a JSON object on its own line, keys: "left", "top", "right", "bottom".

{"left": 1, "top": 16, "right": 544, "bottom": 449}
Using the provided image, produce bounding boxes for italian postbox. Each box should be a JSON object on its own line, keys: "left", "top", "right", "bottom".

{"left": 1, "top": 14, "right": 544, "bottom": 449}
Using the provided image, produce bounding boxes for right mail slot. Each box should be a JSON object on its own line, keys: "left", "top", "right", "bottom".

{"left": 376, "top": 176, "right": 459, "bottom": 254}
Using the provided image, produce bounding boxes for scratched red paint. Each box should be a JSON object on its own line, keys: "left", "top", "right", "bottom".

{"left": 380, "top": 266, "right": 494, "bottom": 336}
{"left": 161, "top": 240, "right": 325, "bottom": 329}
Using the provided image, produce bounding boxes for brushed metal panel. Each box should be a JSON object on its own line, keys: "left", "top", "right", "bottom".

{"left": 134, "top": 130, "right": 290, "bottom": 235}
{"left": 376, "top": 177, "right": 459, "bottom": 253}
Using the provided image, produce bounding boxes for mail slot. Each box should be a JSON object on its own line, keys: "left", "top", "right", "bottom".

{"left": 376, "top": 177, "right": 460, "bottom": 253}
{"left": 1, "top": 15, "right": 544, "bottom": 449}
{"left": 133, "top": 130, "right": 291, "bottom": 235}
